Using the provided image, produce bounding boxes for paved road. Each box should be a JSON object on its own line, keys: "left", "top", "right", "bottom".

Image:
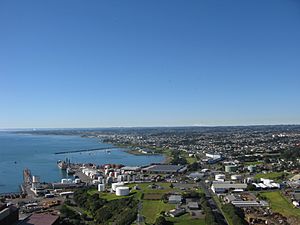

{"left": 136, "top": 201, "right": 144, "bottom": 225}
{"left": 199, "top": 181, "right": 228, "bottom": 225}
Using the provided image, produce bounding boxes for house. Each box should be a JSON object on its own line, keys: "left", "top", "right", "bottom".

{"left": 188, "top": 202, "right": 199, "bottom": 210}
{"left": 168, "top": 195, "right": 182, "bottom": 204}
{"left": 168, "top": 208, "right": 186, "bottom": 217}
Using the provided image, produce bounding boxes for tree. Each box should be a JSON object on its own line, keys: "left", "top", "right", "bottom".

{"left": 154, "top": 216, "right": 173, "bottom": 225}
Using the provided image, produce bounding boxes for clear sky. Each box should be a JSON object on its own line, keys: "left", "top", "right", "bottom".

{"left": 0, "top": 0, "right": 300, "bottom": 128}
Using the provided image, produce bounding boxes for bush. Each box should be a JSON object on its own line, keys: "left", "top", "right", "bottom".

{"left": 222, "top": 203, "right": 248, "bottom": 225}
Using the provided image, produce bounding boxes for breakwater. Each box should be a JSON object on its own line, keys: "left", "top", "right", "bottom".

{"left": 54, "top": 147, "right": 118, "bottom": 155}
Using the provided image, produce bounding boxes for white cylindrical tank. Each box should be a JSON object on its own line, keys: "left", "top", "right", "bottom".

{"left": 93, "top": 180, "right": 100, "bottom": 184}
{"left": 98, "top": 184, "right": 105, "bottom": 192}
{"left": 112, "top": 182, "right": 124, "bottom": 191}
{"left": 116, "top": 186, "right": 129, "bottom": 196}
{"left": 32, "top": 176, "right": 39, "bottom": 183}
{"left": 61, "top": 179, "right": 68, "bottom": 184}
{"left": 74, "top": 178, "right": 81, "bottom": 184}
{"left": 231, "top": 175, "right": 242, "bottom": 180}
{"left": 117, "top": 175, "right": 123, "bottom": 182}
{"left": 215, "top": 174, "right": 225, "bottom": 181}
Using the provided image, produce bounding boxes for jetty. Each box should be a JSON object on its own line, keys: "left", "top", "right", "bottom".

{"left": 54, "top": 147, "right": 118, "bottom": 155}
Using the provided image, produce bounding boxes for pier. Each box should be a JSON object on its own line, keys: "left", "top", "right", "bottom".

{"left": 54, "top": 146, "right": 119, "bottom": 155}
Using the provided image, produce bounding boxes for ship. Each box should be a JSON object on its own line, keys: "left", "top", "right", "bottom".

{"left": 57, "top": 159, "right": 68, "bottom": 170}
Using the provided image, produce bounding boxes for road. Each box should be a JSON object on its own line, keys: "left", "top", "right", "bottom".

{"left": 199, "top": 181, "right": 228, "bottom": 225}
{"left": 136, "top": 201, "right": 144, "bottom": 225}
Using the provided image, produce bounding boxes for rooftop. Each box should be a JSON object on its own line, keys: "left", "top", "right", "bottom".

{"left": 143, "top": 164, "right": 186, "bottom": 173}
{"left": 20, "top": 213, "right": 59, "bottom": 225}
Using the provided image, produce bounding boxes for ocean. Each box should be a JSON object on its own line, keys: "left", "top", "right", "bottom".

{"left": 0, "top": 132, "right": 164, "bottom": 193}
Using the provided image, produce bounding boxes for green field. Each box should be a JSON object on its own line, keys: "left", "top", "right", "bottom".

{"left": 87, "top": 182, "right": 206, "bottom": 224}
{"left": 142, "top": 200, "right": 175, "bottom": 224}
{"left": 168, "top": 213, "right": 206, "bottom": 225}
{"left": 254, "top": 172, "right": 287, "bottom": 181}
{"left": 261, "top": 191, "right": 300, "bottom": 220}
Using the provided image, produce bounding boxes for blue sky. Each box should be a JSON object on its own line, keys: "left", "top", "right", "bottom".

{"left": 0, "top": 0, "right": 300, "bottom": 128}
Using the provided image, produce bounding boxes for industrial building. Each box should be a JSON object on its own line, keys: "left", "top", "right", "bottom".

{"left": 142, "top": 164, "right": 187, "bottom": 174}
{"left": 0, "top": 204, "right": 19, "bottom": 225}
{"left": 116, "top": 186, "right": 130, "bottom": 196}
{"left": 168, "top": 195, "right": 182, "bottom": 204}
{"left": 19, "top": 213, "right": 59, "bottom": 225}
{"left": 205, "top": 153, "right": 224, "bottom": 164}
{"left": 211, "top": 181, "right": 247, "bottom": 193}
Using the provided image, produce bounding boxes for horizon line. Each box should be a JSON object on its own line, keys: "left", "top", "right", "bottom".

{"left": 1, "top": 123, "right": 300, "bottom": 130}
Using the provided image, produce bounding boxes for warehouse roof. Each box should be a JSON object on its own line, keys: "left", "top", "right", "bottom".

{"left": 143, "top": 164, "right": 187, "bottom": 173}
{"left": 20, "top": 214, "right": 59, "bottom": 225}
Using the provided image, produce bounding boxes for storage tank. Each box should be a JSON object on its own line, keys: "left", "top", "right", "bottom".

{"left": 98, "top": 184, "right": 105, "bottom": 192}
{"left": 112, "top": 182, "right": 124, "bottom": 191}
{"left": 74, "top": 178, "right": 81, "bottom": 184}
{"left": 61, "top": 179, "right": 68, "bottom": 184}
{"left": 93, "top": 180, "right": 100, "bottom": 184}
{"left": 116, "top": 186, "right": 129, "bottom": 196}
{"left": 32, "top": 176, "right": 39, "bottom": 183}
{"left": 117, "top": 175, "right": 123, "bottom": 182}
{"left": 215, "top": 174, "right": 225, "bottom": 181}
{"left": 225, "top": 165, "right": 238, "bottom": 173}
{"left": 231, "top": 175, "right": 242, "bottom": 180}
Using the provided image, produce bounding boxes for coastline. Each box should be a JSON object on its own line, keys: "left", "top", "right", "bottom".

{"left": 0, "top": 132, "right": 166, "bottom": 194}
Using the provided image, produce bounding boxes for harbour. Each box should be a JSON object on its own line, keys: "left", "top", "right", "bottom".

{"left": 0, "top": 132, "right": 165, "bottom": 193}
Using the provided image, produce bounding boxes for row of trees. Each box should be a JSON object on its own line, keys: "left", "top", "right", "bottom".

{"left": 222, "top": 203, "right": 248, "bottom": 225}
{"left": 60, "top": 188, "right": 138, "bottom": 225}
{"left": 170, "top": 150, "right": 187, "bottom": 165}
{"left": 200, "top": 197, "right": 218, "bottom": 225}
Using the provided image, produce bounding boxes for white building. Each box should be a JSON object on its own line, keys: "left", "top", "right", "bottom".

{"left": 211, "top": 182, "right": 247, "bottom": 193}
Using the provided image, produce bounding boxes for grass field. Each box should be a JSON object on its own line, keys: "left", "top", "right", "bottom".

{"left": 168, "top": 214, "right": 206, "bottom": 225}
{"left": 261, "top": 191, "right": 300, "bottom": 220}
{"left": 254, "top": 172, "right": 287, "bottom": 181}
{"left": 87, "top": 182, "right": 205, "bottom": 223}
{"left": 141, "top": 200, "right": 175, "bottom": 224}
{"left": 143, "top": 193, "right": 164, "bottom": 200}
